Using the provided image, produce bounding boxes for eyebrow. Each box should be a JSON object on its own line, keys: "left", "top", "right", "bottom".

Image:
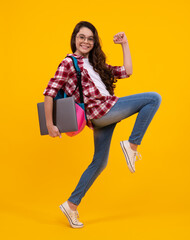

{"left": 78, "top": 34, "right": 94, "bottom": 38}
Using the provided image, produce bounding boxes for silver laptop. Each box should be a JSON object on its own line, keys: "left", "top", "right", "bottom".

{"left": 37, "top": 97, "right": 78, "bottom": 135}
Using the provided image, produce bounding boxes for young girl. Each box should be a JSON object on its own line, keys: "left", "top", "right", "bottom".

{"left": 43, "top": 21, "right": 161, "bottom": 228}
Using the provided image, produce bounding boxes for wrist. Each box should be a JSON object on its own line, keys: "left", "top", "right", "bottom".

{"left": 46, "top": 122, "right": 54, "bottom": 128}
{"left": 121, "top": 41, "right": 128, "bottom": 46}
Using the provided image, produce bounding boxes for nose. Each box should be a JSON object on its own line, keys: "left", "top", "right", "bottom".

{"left": 84, "top": 38, "right": 88, "bottom": 43}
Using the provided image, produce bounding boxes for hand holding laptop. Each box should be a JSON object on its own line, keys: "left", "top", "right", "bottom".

{"left": 47, "top": 124, "right": 62, "bottom": 138}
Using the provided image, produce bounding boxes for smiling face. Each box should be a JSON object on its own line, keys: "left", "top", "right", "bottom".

{"left": 74, "top": 27, "right": 94, "bottom": 58}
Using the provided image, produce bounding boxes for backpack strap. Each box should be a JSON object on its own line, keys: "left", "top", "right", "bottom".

{"left": 54, "top": 56, "right": 84, "bottom": 104}
{"left": 66, "top": 56, "right": 84, "bottom": 104}
{"left": 68, "top": 55, "right": 81, "bottom": 73}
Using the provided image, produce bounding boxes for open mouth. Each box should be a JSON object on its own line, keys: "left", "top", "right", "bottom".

{"left": 80, "top": 45, "right": 89, "bottom": 50}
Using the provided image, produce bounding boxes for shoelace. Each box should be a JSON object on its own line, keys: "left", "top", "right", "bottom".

{"left": 72, "top": 211, "right": 79, "bottom": 223}
{"left": 134, "top": 151, "right": 142, "bottom": 161}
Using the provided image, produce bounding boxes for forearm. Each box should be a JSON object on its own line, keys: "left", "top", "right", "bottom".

{"left": 44, "top": 95, "right": 54, "bottom": 127}
{"left": 121, "top": 42, "right": 133, "bottom": 75}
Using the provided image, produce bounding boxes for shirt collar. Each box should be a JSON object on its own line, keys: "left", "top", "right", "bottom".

{"left": 67, "top": 53, "right": 85, "bottom": 59}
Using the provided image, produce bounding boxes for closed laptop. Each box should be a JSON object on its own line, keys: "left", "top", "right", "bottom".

{"left": 37, "top": 97, "right": 78, "bottom": 135}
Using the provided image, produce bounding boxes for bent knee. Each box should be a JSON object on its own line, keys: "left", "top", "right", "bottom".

{"left": 150, "top": 92, "right": 162, "bottom": 106}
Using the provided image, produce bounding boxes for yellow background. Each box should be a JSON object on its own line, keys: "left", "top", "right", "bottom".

{"left": 1, "top": 0, "right": 190, "bottom": 239}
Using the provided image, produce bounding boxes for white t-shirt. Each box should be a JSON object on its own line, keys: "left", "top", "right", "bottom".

{"left": 83, "top": 58, "right": 111, "bottom": 96}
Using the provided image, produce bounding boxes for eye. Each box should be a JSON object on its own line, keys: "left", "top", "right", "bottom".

{"left": 88, "top": 38, "right": 94, "bottom": 42}
{"left": 79, "top": 36, "right": 85, "bottom": 40}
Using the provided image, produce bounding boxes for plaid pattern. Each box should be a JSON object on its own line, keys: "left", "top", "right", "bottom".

{"left": 43, "top": 53, "right": 130, "bottom": 129}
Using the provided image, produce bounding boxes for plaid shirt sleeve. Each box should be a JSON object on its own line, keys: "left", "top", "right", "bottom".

{"left": 43, "top": 59, "right": 71, "bottom": 98}
{"left": 106, "top": 64, "right": 130, "bottom": 79}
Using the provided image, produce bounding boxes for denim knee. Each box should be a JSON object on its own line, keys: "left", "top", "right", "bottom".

{"left": 95, "top": 163, "right": 107, "bottom": 177}
{"left": 95, "top": 158, "right": 108, "bottom": 173}
{"left": 100, "top": 159, "right": 108, "bottom": 171}
{"left": 150, "top": 92, "right": 162, "bottom": 106}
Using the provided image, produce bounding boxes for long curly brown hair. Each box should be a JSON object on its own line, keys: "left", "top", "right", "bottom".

{"left": 71, "top": 21, "right": 117, "bottom": 95}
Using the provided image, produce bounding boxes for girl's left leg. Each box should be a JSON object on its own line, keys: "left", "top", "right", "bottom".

{"left": 91, "top": 92, "right": 162, "bottom": 145}
{"left": 91, "top": 92, "right": 162, "bottom": 173}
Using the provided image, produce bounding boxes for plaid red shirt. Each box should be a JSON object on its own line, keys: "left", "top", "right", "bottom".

{"left": 43, "top": 53, "right": 130, "bottom": 129}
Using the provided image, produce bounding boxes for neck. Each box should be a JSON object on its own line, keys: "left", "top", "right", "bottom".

{"left": 74, "top": 51, "right": 88, "bottom": 58}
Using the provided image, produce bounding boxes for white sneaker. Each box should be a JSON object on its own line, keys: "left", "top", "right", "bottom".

{"left": 59, "top": 201, "right": 84, "bottom": 228}
{"left": 120, "top": 140, "right": 142, "bottom": 173}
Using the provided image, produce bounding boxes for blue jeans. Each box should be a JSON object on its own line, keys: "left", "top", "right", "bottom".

{"left": 68, "top": 92, "right": 162, "bottom": 205}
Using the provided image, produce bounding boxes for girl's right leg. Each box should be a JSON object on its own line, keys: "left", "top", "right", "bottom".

{"left": 67, "top": 123, "right": 117, "bottom": 206}
{"left": 61, "top": 124, "right": 116, "bottom": 228}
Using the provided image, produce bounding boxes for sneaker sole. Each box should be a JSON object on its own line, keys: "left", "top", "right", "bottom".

{"left": 120, "top": 141, "right": 135, "bottom": 173}
{"left": 59, "top": 204, "right": 84, "bottom": 228}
